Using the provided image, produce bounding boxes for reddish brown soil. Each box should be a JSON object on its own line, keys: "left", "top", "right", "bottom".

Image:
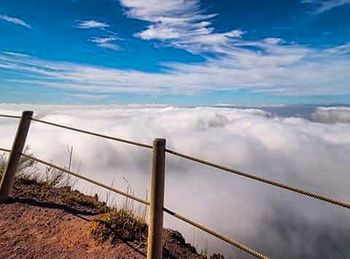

{"left": 0, "top": 179, "right": 222, "bottom": 258}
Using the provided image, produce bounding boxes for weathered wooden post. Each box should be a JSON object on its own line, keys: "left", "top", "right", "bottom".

{"left": 147, "top": 138, "right": 166, "bottom": 259}
{"left": 0, "top": 111, "right": 33, "bottom": 202}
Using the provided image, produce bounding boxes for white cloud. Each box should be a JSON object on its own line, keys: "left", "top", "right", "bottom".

{"left": 111, "top": 0, "right": 350, "bottom": 97}
{"left": 1, "top": 40, "right": 350, "bottom": 96}
{"left": 89, "top": 36, "right": 121, "bottom": 50}
{"left": 1, "top": 51, "right": 30, "bottom": 57}
{"left": 324, "top": 43, "right": 350, "bottom": 54}
{"left": 75, "top": 20, "right": 121, "bottom": 50}
{"left": 75, "top": 20, "right": 109, "bottom": 29}
{"left": 120, "top": 0, "right": 244, "bottom": 55}
{"left": 0, "top": 14, "right": 31, "bottom": 29}
{"left": 312, "top": 107, "right": 350, "bottom": 123}
{"left": 1, "top": 2, "right": 348, "bottom": 97}
{"left": 302, "top": 0, "right": 350, "bottom": 14}
{"left": 65, "top": 93, "right": 109, "bottom": 101}
{"left": 0, "top": 104, "right": 349, "bottom": 257}
{"left": 224, "top": 29, "right": 245, "bottom": 38}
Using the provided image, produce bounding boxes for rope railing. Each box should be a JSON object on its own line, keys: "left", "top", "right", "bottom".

{"left": 0, "top": 147, "right": 11, "bottom": 153}
{"left": 20, "top": 152, "right": 150, "bottom": 206}
{"left": 1, "top": 111, "right": 349, "bottom": 258}
{"left": 0, "top": 114, "right": 21, "bottom": 119}
{"left": 18, "top": 152, "right": 267, "bottom": 258}
{"left": 166, "top": 149, "right": 350, "bottom": 209}
{"left": 20, "top": 151, "right": 266, "bottom": 258}
{"left": 31, "top": 118, "right": 153, "bottom": 149}
{"left": 163, "top": 207, "right": 268, "bottom": 259}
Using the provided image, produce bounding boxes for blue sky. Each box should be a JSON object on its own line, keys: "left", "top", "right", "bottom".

{"left": 0, "top": 0, "right": 349, "bottom": 105}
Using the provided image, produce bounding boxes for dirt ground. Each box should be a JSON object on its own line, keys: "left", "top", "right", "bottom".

{"left": 0, "top": 179, "right": 220, "bottom": 258}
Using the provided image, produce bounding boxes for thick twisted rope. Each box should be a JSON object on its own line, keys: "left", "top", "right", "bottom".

{"left": 166, "top": 149, "right": 350, "bottom": 209}
{"left": 0, "top": 147, "right": 11, "bottom": 153}
{"left": 0, "top": 114, "right": 21, "bottom": 119}
{"left": 31, "top": 118, "right": 153, "bottom": 149}
{"left": 20, "top": 153, "right": 149, "bottom": 206}
{"left": 164, "top": 207, "right": 269, "bottom": 259}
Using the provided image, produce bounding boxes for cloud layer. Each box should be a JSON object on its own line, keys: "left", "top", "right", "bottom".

{"left": 312, "top": 106, "right": 350, "bottom": 123}
{"left": 0, "top": 104, "right": 349, "bottom": 258}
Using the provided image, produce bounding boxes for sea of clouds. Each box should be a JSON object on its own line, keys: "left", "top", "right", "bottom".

{"left": 0, "top": 104, "right": 349, "bottom": 258}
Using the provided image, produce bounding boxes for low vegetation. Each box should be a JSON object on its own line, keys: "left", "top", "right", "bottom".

{"left": 0, "top": 149, "right": 106, "bottom": 213}
{"left": 0, "top": 152, "right": 7, "bottom": 178}
{"left": 0, "top": 149, "right": 220, "bottom": 258}
{"left": 91, "top": 208, "right": 148, "bottom": 243}
{"left": 1, "top": 149, "right": 147, "bottom": 245}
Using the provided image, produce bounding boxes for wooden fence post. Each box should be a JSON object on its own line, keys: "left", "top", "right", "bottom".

{"left": 147, "top": 138, "right": 166, "bottom": 259}
{"left": 0, "top": 110, "right": 33, "bottom": 202}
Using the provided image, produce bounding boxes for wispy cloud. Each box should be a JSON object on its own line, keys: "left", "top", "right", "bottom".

{"left": 89, "top": 36, "right": 121, "bottom": 50}
{"left": 0, "top": 14, "right": 31, "bottom": 29}
{"left": 75, "top": 20, "right": 109, "bottom": 29}
{"left": 302, "top": 0, "right": 350, "bottom": 14}
{"left": 1, "top": 39, "right": 350, "bottom": 96}
{"left": 66, "top": 93, "right": 109, "bottom": 101}
{"left": 119, "top": 0, "right": 244, "bottom": 55}
{"left": 75, "top": 20, "right": 121, "bottom": 50}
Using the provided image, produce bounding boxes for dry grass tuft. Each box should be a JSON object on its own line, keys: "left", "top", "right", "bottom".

{"left": 0, "top": 152, "right": 6, "bottom": 178}
{"left": 90, "top": 208, "right": 147, "bottom": 243}
{"left": 60, "top": 188, "right": 100, "bottom": 209}
{"left": 2, "top": 148, "right": 147, "bottom": 245}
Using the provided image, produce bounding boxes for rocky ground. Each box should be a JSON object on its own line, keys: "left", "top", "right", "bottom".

{"left": 0, "top": 178, "right": 223, "bottom": 258}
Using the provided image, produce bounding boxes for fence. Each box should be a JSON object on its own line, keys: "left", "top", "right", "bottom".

{"left": 0, "top": 111, "right": 349, "bottom": 259}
